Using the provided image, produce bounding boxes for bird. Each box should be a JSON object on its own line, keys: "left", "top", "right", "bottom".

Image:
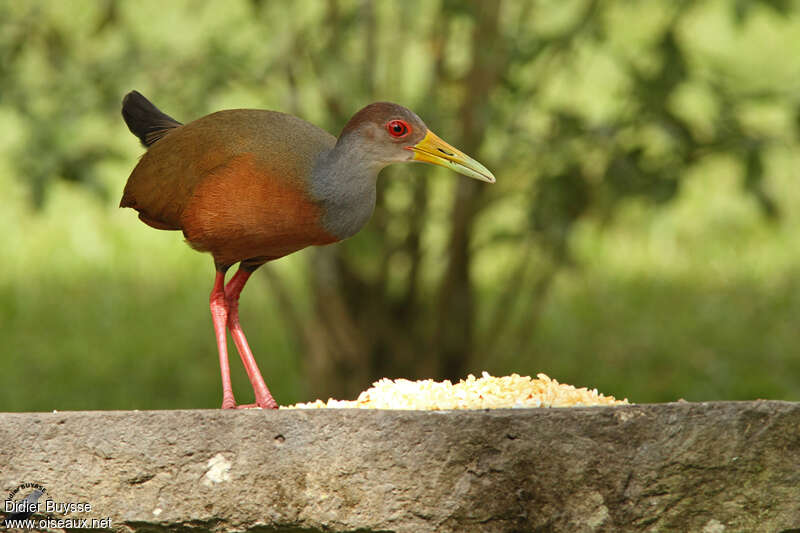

{"left": 120, "top": 90, "right": 495, "bottom": 409}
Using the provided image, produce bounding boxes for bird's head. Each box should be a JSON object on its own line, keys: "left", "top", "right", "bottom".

{"left": 337, "top": 102, "right": 495, "bottom": 183}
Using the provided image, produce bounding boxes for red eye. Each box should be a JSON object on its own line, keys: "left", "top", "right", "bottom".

{"left": 386, "top": 120, "right": 409, "bottom": 138}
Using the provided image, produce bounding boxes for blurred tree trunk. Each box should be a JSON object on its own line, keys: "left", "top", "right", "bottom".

{"left": 298, "top": 0, "right": 505, "bottom": 400}
{"left": 300, "top": 0, "right": 373, "bottom": 398}
{"left": 433, "top": 1, "right": 503, "bottom": 380}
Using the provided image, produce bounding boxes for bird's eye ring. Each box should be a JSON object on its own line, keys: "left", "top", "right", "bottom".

{"left": 386, "top": 120, "right": 410, "bottom": 138}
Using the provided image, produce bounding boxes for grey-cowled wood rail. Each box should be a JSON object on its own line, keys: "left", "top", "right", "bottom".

{"left": 120, "top": 90, "right": 495, "bottom": 409}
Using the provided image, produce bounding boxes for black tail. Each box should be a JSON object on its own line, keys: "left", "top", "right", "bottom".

{"left": 121, "top": 91, "right": 182, "bottom": 148}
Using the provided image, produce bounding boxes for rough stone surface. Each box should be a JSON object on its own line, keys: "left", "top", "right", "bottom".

{"left": 0, "top": 402, "right": 799, "bottom": 532}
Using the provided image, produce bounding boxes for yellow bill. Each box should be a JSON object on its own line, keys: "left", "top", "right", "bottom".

{"left": 408, "top": 130, "right": 496, "bottom": 183}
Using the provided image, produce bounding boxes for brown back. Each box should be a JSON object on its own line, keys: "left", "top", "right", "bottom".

{"left": 121, "top": 109, "right": 339, "bottom": 264}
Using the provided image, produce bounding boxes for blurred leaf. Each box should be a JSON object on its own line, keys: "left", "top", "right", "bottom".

{"left": 604, "top": 148, "right": 678, "bottom": 206}
{"left": 744, "top": 145, "right": 779, "bottom": 219}
{"left": 531, "top": 167, "right": 590, "bottom": 257}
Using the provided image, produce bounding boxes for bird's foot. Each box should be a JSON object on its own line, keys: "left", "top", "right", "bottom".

{"left": 256, "top": 394, "right": 279, "bottom": 409}
{"left": 221, "top": 396, "right": 278, "bottom": 410}
{"left": 246, "top": 397, "right": 279, "bottom": 409}
{"left": 218, "top": 391, "right": 278, "bottom": 409}
{"left": 234, "top": 401, "right": 278, "bottom": 410}
{"left": 221, "top": 395, "right": 237, "bottom": 409}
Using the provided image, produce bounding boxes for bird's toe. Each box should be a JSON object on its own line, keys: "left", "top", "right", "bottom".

{"left": 221, "top": 397, "right": 237, "bottom": 409}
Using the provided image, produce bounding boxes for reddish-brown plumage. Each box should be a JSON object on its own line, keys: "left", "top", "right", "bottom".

{"left": 181, "top": 152, "right": 337, "bottom": 266}
{"left": 120, "top": 107, "right": 339, "bottom": 267}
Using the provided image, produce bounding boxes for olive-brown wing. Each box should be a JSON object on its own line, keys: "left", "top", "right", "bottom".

{"left": 120, "top": 109, "right": 337, "bottom": 235}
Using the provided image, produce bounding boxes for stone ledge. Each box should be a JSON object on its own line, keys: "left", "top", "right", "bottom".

{"left": 0, "top": 402, "right": 799, "bottom": 532}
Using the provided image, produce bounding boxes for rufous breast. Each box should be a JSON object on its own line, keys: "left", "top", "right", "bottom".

{"left": 181, "top": 153, "right": 338, "bottom": 267}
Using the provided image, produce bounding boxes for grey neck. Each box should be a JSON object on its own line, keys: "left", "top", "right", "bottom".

{"left": 311, "top": 134, "right": 383, "bottom": 240}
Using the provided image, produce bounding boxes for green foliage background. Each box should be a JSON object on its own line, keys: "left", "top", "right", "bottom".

{"left": 2, "top": 0, "right": 800, "bottom": 410}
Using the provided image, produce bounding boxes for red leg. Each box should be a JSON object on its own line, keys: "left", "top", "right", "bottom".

{"left": 210, "top": 271, "right": 236, "bottom": 409}
{"left": 225, "top": 268, "right": 278, "bottom": 409}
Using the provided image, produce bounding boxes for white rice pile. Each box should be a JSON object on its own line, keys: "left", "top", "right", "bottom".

{"left": 283, "top": 372, "right": 628, "bottom": 410}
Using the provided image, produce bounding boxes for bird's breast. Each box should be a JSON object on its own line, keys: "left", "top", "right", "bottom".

{"left": 181, "top": 153, "right": 338, "bottom": 266}
{"left": 317, "top": 186, "right": 377, "bottom": 240}
{"left": 310, "top": 152, "right": 380, "bottom": 240}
